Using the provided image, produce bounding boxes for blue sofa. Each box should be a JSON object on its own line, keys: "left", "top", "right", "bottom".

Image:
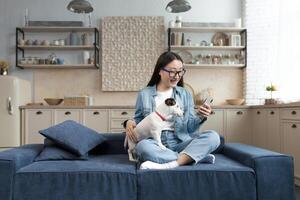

{"left": 0, "top": 133, "right": 295, "bottom": 200}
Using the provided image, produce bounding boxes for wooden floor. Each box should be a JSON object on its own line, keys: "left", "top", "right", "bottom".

{"left": 296, "top": 185, "right": 300, "bottom": 200}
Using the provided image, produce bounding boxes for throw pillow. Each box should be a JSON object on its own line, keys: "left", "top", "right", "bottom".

{"left": 39, "top": 120, "right": 107, "bottom": 156}
{"left": 34, "top": 138, "right": 88, "bottom": 161}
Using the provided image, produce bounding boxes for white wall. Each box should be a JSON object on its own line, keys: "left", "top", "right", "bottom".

{"left": 0, "top": 0, "right": 242, "bottom": 105}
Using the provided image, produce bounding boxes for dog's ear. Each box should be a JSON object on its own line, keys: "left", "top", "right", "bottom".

{"left": 165, "top": 98, "right": 176, "bottom": 106}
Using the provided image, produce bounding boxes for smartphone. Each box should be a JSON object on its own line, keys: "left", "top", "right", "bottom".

{"left": 194, "top": 97, "right": 213, "bottom": 109}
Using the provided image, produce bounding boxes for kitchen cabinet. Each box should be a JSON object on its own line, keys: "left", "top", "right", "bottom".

{"left": 55, "top": 109, "right": 82, "bottom": 124}
{"left": 21, "top": 108, "right": 134, "bottom": 144}
{"left": 281, "top": 107, "right": 300, "bottom": 185}
{"left": 200, "top": 109, "right": 224, "bottom": 137}
{"left": 83, "top": 109, "right": 109, "bottom": 133}
{"left": 252, "top": 108, "right": 280, "bottom": 152}
{"left": 167, "top": 27, "right": 247, "bottom": 69}
{"left": 24, "top": 109, "right": 53, "bottom": 144}
{"left": 252, "top": 109, "right": 267, "bottom": 148}
{"left": 16, "top": 26, "right": 100, "bottom": 69}
{"left": 266, "top": 109, "right": 280, "bottom": 151}
{"left": 109, "top": 109, "right": 135, "bottom": 132}
{"left": 225, "top": 109, "right": 252, "bottom": 144}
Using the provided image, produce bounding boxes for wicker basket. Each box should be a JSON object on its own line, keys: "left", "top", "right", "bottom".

{"left": 64, "top": 96, "right": 89, "bottom": 106}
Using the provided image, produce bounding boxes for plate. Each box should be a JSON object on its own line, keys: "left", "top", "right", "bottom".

{"left": 177, "top": 50, "right": 193, "bottom": 64}
{"left": 211, "top": 32, "right": 229, "bottom": 46}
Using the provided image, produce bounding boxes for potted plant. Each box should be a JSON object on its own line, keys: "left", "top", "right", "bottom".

{"left": 0, "top": 60, "right": 9, "bottom": 75}
{"left": 265, "top": 84, "right": 277, "bottom": 105}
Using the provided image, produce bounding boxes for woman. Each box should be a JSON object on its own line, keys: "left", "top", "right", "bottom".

{"left": 124, "top": 51, "right": 220, "bottom": 169}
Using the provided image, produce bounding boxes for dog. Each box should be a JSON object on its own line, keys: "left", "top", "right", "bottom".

{"left": 125, "top": 98, "right": 184, "bottom": 162}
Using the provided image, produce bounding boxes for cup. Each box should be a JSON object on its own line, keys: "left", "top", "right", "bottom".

{"left": 18, "top": 38, "right": 25, "bottom": 46}
{"left": 59, "top": 39, "right": 65, "bottom": 46}
{"left": 56, "top": 58, "right": 64, "bottom": 65}
{"left": 25, "top": 39, "right": 33, "bottom": 45}
{"left": 42, "top": 40, "right": 50, "bottom": 46}
{"left": 83, "top": 51, "right": 90, "bottom": 64}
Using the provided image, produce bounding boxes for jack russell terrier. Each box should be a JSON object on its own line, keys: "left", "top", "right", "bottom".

{"left": 125, "top": 98, "right": 184, "bottom": 162}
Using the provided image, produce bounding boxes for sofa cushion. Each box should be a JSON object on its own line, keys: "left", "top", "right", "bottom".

{"left": 39, "top": 120, "right": 106, "bottom": 156}
{"left": 15, "top": 154, "right": 137, "bottom": 200}
{"left": 137, "top": 154, "right": 256, "bottom": 200}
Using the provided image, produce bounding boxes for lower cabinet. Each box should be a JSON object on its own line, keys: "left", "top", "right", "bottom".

{"left": 109, "top": 109, "right": 135, "bottom": 132}
{"left": 83, "top": 109, "right": 109, "bottom": 133}
{"left": 282, "top": 121, "right": 300, "bottom": 183}
{"left": 24, "top": 109, "right": 53, "bottom": 144}
{"left": 200, "top": 109, "right": 224, "bottom": 137}
{"left": 252, "top": 108, "right": 280, "bottom": 152}
{"left": 55, "top": 109, "right": 81, "bottom": 124}
{"left": 22, "top": 108, "right": 133, "bottom": 144}
{"left": 225, "top": 109, "right": 252, "bottom": 144}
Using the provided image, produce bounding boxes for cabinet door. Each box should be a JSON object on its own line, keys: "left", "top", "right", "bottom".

{"left": 252, "top": 109, "right": 267, "bottom": 148}
{"left": 25, "top": 109, "right": 53, "bottom": 144}
{"left": 83, "top": 109, "right": 109, "bottom": 133}
{"left": 55, "top": 109, "right": 81, "bottom": 124}
{"left": 109, "top": 109, "right": 135, "bottom": 132}
{"left": 200, "top": 109, "right": 224, "bottom": 137}
{"left": 226, "top": 109, "right": 252, "bottom": 144}
{"left": 282, "top": 122, "right": 300, "bottom": 179}
{"left": 266, "top": 109, "right": 280, "bottom": 152}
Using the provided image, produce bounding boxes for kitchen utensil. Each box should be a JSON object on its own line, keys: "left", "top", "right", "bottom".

{"left": 177, "top": 50, "right": 192, "bottom": 64}
{"left": 44, "top": 98, "right": 64, "bottom": 105}
{"left": 212, "top": 32, "right": 229, "bottom": 46}
{"left": 226, "top": 98, "right": 245, "bottom": 105}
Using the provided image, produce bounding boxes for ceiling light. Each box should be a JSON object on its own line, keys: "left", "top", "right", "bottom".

{"left": 67, "top": 0, "right": 94, "bottom": 13}
{"left": 166, "top": 0, "right": 191, "bottom": 13}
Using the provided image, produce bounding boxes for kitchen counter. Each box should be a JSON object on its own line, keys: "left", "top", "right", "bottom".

{"left": 19, "top": 101, "right": 300, "bottom": 109}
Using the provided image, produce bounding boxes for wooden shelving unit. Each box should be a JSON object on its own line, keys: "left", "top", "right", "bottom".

{"left": 16, "top": 26, "right": 100, "bottom": 69}
{"left": 167, "top": 27, "right": 247, "bottom": 69}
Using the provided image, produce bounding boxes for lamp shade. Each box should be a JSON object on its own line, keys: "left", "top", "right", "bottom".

{"left": 67, "top": 0, "right": 94, "bottom": 13}
{"left": 166, "top": 0, "right": 191, "bottom": 13}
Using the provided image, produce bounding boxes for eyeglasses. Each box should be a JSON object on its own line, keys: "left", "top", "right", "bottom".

{"left": 162, "top": 67, "right": 186, "bottom": 78}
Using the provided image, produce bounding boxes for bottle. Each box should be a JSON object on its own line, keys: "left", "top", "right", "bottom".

{"left": 175, "top": 16, "right": 182, "bottom": 28}
{"left": 24, "top": 8, "right": 29, "bottom": 27}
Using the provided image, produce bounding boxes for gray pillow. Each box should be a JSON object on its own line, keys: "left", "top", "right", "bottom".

{"left": 39, "top": 120, "right": 106, "bottom": 156}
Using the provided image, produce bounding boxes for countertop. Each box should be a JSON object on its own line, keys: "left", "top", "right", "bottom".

{"left": 19, "top": 102, "right": 300, "bottom": 109}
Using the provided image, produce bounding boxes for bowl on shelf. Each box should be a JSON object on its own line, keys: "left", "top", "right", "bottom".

{"left": 44, "top": 98, "right": 63, "bottom": 106}
{"left": 226, "top": 98, "right": 245, "bottom": 105}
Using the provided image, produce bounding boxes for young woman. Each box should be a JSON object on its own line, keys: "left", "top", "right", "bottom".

{"left": 124, "top": 51, "right": 220, "bottom": 169}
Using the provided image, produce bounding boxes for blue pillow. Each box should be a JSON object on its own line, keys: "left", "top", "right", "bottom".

{"left": 34, "top": 139, "right": 88, "bottom": 161}
{"left": 39, "top": 120, "right": 106, "bottom": 156}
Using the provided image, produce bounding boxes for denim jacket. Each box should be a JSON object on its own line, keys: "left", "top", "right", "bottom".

{"left": 134, "top": 85, "right": 206, "bottom": 141}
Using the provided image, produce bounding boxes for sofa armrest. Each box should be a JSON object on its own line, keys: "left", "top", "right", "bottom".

{"left": 222, "top": 143, "right": 295, "bottom": 200}
{"left": 0, "top": 144, "right": 43, "bottom": 200}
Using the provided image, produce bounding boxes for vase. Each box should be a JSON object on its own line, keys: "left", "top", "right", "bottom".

{"left": 0, "top": 68, "right": 8, "bottom": 75}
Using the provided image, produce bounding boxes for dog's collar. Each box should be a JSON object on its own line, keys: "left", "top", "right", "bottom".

{"left": 155, "top": 111, "right": 167, "bottom": 121}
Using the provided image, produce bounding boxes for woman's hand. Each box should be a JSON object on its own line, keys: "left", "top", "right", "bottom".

{"left": 125, "top": 120, "right": 138, "bottom": 143}
{"left": 195, "top": 103, "right": 212, "bottom": 118}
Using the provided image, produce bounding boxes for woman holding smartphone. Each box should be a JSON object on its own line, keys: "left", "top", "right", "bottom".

{"left": 124, "top": 51, "right": 220, "bottom": 169}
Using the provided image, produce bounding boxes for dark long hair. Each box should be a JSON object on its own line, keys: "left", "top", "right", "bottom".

{"left": 147, "top": 51, "right": 184, "bottom": 87}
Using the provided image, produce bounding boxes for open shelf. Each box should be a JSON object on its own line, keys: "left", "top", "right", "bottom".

{"left": 169, "top": 27, "right": 246, "bottom": 33}
{"left": 17, "top": 26, "right": 97, "bottom": 32}
{"left": 17, "top": 64, "right": 99, "bottom": 69}
{"left": 18, "top": 45, "right": 98, "bottom": 50}
{"left": 170, "top": 45, "right": 246, "bottom": 50}
{"left": 184, "top": 64, "right": 245, "bottom": 69}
